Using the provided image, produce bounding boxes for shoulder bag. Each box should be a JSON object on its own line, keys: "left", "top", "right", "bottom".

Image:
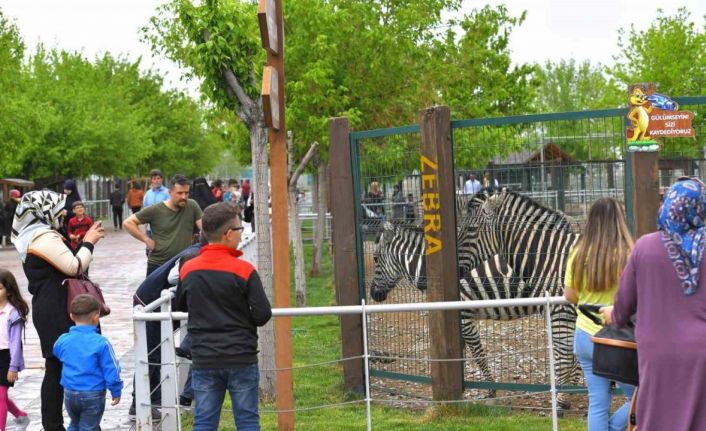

{"left": 63, "top": 261, "right": 111, "bottom": 317}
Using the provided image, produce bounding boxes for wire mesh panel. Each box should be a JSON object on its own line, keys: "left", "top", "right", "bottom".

{"left": 351, "top": 97, "right": 706, "bottom": 405}
{"left": 352, "top": 126, "right": 433, "bottom": 379}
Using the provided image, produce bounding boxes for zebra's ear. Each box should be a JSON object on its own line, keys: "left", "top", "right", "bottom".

{"left": 383, "top": 221, "right": 394, "bottom": 232}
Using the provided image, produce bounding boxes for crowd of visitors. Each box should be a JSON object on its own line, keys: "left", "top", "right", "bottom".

{"left": 5, "top": 170, "right": 706, "bottom": 431}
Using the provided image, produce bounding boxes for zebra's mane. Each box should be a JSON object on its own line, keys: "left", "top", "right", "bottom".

{"left": 485, "top": 189, "right": 574, "bottom": 232}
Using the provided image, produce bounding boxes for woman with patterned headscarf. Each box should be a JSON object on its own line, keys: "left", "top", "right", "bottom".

{"left": 602, "top": 177, "right": 706, "bottom": 431}
{"left": 12, "top": 190, "right": 105, "bottom": 431}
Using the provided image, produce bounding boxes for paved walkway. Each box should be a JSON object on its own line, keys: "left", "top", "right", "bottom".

{"left": 0, "top": 228, "right": 147, "bottom": 431}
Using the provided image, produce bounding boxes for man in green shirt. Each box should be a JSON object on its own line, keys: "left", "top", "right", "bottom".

{"left": 124, "top": 174, "right": 203, "bottom": 275}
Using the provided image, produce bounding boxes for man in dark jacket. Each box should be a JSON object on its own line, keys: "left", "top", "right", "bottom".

{"left": 177, "top": 202, "right": 271, "bottom": 430}
{"left": 129, "top": 240, "right": 203, "bottom": 417}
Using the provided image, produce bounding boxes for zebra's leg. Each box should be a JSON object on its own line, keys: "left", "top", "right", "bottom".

{"left": 461, "top": 316, "right": 496, "bottom": 399}
{"left": 550, "top": 304, "right": 578, "bottom": 410}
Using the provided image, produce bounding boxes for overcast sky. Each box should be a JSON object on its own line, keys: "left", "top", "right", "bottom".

{"left": 2, "top": 0, "right": 705, "bottom": 95}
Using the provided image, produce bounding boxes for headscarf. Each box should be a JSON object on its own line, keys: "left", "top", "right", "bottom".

{"left": 11, "top": 191, "right": 67, "bottom": 262}
{"left": 657, "top": 178, "right": 706, "bottom": 296}
{"left": 191, "top": 177, "right": 217, "bottom": 210}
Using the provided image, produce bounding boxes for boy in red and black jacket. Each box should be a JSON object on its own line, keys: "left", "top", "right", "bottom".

{"left": 176, "top": 202, "right": 271, "bottom": 430}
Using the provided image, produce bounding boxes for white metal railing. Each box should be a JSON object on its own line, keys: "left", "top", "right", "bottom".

{"left": 133, "top": 293, "right": 571, "bottom": 431}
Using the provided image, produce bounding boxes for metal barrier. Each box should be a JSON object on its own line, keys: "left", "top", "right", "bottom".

{"left": 133, "top": 293, "right": 571, "bottom": 431}
{"left": 298, "top": 212, "right": 332, "bottom": 241}
{"left": 83, "top": 199, "right": 112, "bottom": 220}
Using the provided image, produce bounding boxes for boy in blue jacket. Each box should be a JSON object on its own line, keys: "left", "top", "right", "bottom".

{"left": 53, "top": 294, "right": 123, "bottom": 430}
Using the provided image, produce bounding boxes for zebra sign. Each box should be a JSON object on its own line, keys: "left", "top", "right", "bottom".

{"left": 421, "top": 155, "right": 442, "bottom": 254}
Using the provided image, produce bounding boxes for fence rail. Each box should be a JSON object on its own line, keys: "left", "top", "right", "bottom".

{"left": 133, "top": 292, "right": 571, "bottom": 431}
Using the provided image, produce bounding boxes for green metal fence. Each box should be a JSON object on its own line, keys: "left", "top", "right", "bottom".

{"left": 351, "top": 97, "right": 706, "bottom": 402}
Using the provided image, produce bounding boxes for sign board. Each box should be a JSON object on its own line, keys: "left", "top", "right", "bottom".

{"left": 626, "top": 83, "right": 695, "bottom": 152}
{"left": 261, "top": 66, "right": 280, "bottom": 130}
{"left": 257, "top": 0, "right": 278, "bottom": 55}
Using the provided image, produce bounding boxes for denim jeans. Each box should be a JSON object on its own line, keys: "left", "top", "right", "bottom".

{"left": 575, "top": 328, "right": 635, "bottom": 431}
{"left": 192, "top": 364, "right": 260, "bottom": 431}
{"left": 65, "top": 389, "right": 106, "bottom": 431}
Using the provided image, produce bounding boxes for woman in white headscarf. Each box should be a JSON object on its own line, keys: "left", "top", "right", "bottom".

{"left": 12, "top": 190, "right": 104, "bottom": 431}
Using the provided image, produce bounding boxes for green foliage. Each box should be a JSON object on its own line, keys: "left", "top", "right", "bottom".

{"left": 434, "top": 5, "right": 540, "bottom": 119}
{"left": 0, "top": 8, "right": 226, "bottom": 179}
{"left": 611, "top": 7, "right": 706, "bottom": 157}
{"left": 143, "top": 0, "right": 264, "bottom": 116}
{"left": 529, "top": 60, "right": 625, "bottom": 162}
{"left": 611, "top": 7, "right": 706, "bottom": 95}
{"left": 536, "top": 60, "right": 623, "bottom": 112}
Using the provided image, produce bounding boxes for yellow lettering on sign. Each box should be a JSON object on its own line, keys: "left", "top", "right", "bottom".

{"left": 425, "top": 234, "right": 442, "bottom": 255}
{"left": 422, "top": 192, "right": 440, "bottom": 211}
{"left": 420, "top": 155, "right": 438, "bottom": 172}
{"left": 421, "top": 174, "right": 436, "bottom": 189}
{"left": 420, "top": 154, "right": 442, "bottom": 254}
{"left": 424, "top": 213, "right": 441, "bottom": 232}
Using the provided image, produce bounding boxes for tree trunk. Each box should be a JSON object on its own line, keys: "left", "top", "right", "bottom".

{"left": 311, "top": 160, "right": 328, "bottom": 275}
{"left": 309, "top": 163, "right": 321, "bottom": 276}
{"left": 288, "top": 187, "right": 307, "bottom": 306}
{"left": 250, "top": 122, "right": 276, "bottom": 399}
{"left": 287, "top": 133, "right": 307, "bottom": 307}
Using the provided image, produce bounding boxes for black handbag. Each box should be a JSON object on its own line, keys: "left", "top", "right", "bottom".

{"left": 578, "top": 304, "right": 639, "bottom": 386}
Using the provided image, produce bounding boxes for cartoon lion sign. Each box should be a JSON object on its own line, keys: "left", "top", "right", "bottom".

{"left": 627, "top": 84, "right": 695, "bottom": 152}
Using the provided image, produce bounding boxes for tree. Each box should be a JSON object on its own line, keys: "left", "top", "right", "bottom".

{"left": 535, "top": 60, "right": 623, "bottom": 113}
{"left": 611, "top": 7, "right": 706, "bottom": 157}
{"left": 143, "top": 0, "right": 278, "bottom": 396}
{"left": 611, "top": 7, "right": 706, "bottom": 96}
{"left": 0, "top": 12, "right": 48, "bottom": 176}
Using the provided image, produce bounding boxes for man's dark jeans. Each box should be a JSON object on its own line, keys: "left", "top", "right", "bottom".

{"left": 192, "top": 364, "right": 260, "bottom": 431}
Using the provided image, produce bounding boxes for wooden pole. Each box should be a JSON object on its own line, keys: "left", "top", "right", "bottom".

{"left": 263, "top": 0, "right": 294, "bottom": 428}
{"left": 419, "top": 106, "right": 464, "bottom": 401}
{"left": 630, "top": 151, "right": 660, "bottom": 238}
{"left": 328, "top": 117, "right": 365, "bottom": 393}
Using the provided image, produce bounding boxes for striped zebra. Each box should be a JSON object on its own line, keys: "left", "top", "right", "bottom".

{"left": 459, "top": 190, "right": 581, "bottom": 403}
{"left": 369, "top": 189, "right": 580, "bottom": 405}
{"left": 369, "top": 223, "right": 522, "bottom": 395}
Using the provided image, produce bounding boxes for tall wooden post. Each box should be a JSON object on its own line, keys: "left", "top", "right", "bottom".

{"left": 630, "top": 152, "right": 660, "bottom": 238}
{"left": 328, "top": 117, "right": 365, "bottom": 393}
{"left": 419, "top": 106, "right": 464, "bottom": 400}
{"left": 258, "top": 0, "right": 294, "bottom": 428}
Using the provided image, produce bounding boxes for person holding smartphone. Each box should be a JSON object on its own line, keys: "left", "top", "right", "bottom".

{"left": 12, "top": 190, "right": 105, "bottom": 431}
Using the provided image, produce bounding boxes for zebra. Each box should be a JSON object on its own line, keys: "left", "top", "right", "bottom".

{"left": 369, "top": 223, "right": 523, "bottom": 395}
{"left": 369, "top": 189, "right": 581, "bottom": 406}
{"left": 459, "top": 189, "right": 581, "bottom": 406}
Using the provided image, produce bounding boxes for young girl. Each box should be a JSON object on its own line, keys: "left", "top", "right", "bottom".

{"left": 0, "top": 269, "right": 30, "bottom": 430}
{"left": 563, "top": 197, "right": 635, "bottom": 431}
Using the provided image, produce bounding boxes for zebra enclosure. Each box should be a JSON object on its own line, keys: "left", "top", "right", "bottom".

{"left": 351, "top": 99, "right": 706, "bottom": 407}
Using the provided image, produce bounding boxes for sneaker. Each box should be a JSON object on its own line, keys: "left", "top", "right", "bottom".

{"left": 175, "top": 347, "right": 192, "bottom": 360}
{"left": 14, "top": 415, "right": 30, "bottom": 431}
{"left": 128, "top": 404, "right": 162, "bottom": 421}
{"left": 179, "top": 395, "right": 192, "bottom": 407}
{"left": 151, "top": 408, "right": 162, "bottom": 420}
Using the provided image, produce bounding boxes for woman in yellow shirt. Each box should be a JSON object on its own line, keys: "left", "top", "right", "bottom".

{"left": 564, "top": 197, "right": 635, "bottom": 431}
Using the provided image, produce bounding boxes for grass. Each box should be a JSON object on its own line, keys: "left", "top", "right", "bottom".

{"left": 183, "top": 241, "right": 586, "bottom": 430}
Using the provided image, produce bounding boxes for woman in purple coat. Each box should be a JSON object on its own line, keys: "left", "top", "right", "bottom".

{"left": 603, "top": 177, "right": 706, "bottom": 431}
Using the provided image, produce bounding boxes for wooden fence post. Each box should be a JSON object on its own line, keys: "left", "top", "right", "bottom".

{"left": 419, "top": 106, "right": 464, "bottom": 401}
{"left": 630, "top": 151, "right": 660, "bottom": 238}
{"left": 328, "top": 117, "right": 365, "bottom": 393}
